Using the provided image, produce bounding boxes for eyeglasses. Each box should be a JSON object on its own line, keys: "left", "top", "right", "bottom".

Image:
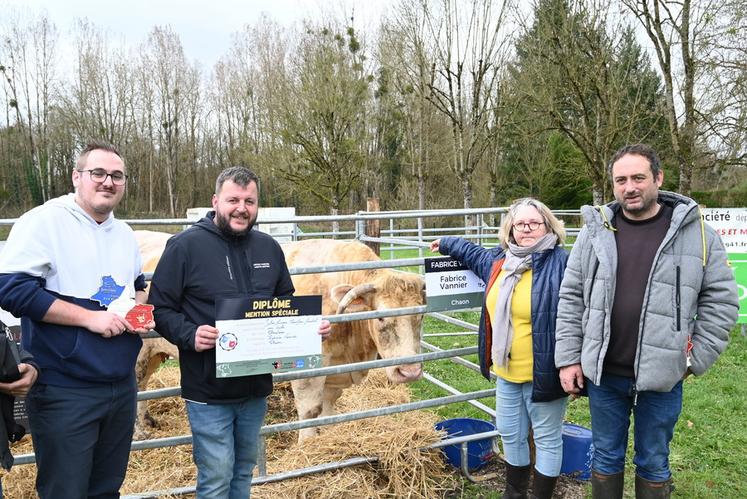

{"left": 78, "top": 169, "right": 127, "bottom": 186}
{"left": 513, "top": 221, "right": 545, "bottom": 232}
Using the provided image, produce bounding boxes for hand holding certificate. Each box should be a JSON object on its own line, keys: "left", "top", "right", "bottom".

{"left": 214, "top": 295, "right": 323, "bottom": 378}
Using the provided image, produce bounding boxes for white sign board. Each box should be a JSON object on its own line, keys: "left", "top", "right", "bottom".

{"left": 424, "top": 257, "right": 485, "bottom": 311}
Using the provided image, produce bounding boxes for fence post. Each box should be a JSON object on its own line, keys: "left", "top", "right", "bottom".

{"left": 389, "top": 219, "right": 395, "bottom": 259}
{"left": 354, "top": 214, "right": 365, "bottom": 241}
{"left": 364, "top": 197, "right": 381, "bottom": 256}
{"left": 418, "top": 216, "right": 424, "bottom": 258}
{"left": 477, "top": 213, "right": 483, "bottom": 246}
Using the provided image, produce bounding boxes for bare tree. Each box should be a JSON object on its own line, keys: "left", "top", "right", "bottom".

{"left": 510, "top": 0, "right": 666, "bottom": 204}
{"left": 621, "top": 0, "right": 726, "bottom": 194}
{"left": 382, "top": 0, "right": 446, "bottom": 211}
{"left": 420, "top": 0, "right": 511, "bottom": 224}
{"left": 691, "top": 0, "right": 747, "bottom": 186}
{"left": 141, "top": 26, "right": 202, "bottom": 216}
{"left": 210, "top": 14, "right": 290, "bottom": 200}
{"left": 0, "top": 13, "right": 58, "bottom": 204}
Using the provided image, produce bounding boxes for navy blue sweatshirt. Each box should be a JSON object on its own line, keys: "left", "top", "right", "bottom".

{"left": 148, "top": 214, "right": 294, "bottom": 403}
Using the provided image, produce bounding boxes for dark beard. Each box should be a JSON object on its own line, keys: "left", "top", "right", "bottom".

{"left": 215, "top": 211, "right": 254, "bottom": 238}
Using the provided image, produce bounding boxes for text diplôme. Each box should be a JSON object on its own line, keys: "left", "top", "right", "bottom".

{"left": 244, "top": 298, "right": 300, "bottom": 318}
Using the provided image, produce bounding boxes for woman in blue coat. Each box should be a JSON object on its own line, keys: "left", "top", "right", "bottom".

{"left": 431, "top": 198, "right": 568, "bottom": 499}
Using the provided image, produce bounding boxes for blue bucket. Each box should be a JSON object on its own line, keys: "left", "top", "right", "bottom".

{"left": 560, "top": 423, "right": 593, "bottom": 481}
{"left": 435, "top": 418, "right": 496, "bottom": 471}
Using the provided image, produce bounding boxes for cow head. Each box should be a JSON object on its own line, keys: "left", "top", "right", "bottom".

{"left": 330, "top": 271, "right": 425, "bottom": 384}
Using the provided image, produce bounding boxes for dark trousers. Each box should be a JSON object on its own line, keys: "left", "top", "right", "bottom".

{"left": 26, "top": 378, "right": 137, "bottom": 499}
{"left": 587, "top": 374, "right": 682, "bottom": 482}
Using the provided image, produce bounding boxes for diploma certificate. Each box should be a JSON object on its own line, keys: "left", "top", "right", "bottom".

{"left": 215, "top": 295, "right": 322, "bottom": 378}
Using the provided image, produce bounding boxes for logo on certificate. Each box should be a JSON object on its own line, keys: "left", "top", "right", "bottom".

{"left": 218, "top": 333, "right": 238, "bottom": 351}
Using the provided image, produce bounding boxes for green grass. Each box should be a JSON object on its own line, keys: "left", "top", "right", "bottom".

{"left": 414, "top": 313, "right": 495, "bottom": 421}
{"left": 668, "top": 330, "right": 747, "bottom": 498}
{"left": 413, "top": 312, "right": 747, "bottom": 498}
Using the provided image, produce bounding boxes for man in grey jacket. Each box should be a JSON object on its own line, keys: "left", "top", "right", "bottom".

{"left": 555, "top": 144, "right": 738, "bottom": 499}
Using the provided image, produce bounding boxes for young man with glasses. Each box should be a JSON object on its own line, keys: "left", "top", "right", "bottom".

{"left": 0, "top": 141, "right": 154, "bottom": 498}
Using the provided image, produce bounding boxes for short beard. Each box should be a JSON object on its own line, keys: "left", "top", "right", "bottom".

{"left": 623, "top": 196, "right": 655, "bottom": 215}
{"left": 215, "top": 211, "right": 253, "bottom": 238}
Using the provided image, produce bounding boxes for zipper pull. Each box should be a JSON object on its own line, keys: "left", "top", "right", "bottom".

{"left": 632, "top": 386, "right": 638, "bottom": 407}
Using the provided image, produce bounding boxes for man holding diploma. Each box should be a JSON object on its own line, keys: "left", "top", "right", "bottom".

{"left": 149, "top": 166, "right": 330, "bottom": 499}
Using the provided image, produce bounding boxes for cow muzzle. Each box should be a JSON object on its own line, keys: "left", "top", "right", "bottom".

{"left": 385, "top": 363, "right": 423, "bottom": 384}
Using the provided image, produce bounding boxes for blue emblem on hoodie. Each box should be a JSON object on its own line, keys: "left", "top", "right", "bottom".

{"left": 91, "top": 275, "right": 125, "bottom": 306}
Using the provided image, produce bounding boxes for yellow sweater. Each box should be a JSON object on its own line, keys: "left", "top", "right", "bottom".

{"left": 485, "top": 270, "right": 533, "bottom": 382}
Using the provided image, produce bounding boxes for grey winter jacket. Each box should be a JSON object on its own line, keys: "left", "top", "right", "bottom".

{"left": 555, "top": 191, "right": 738, "bottom": 392}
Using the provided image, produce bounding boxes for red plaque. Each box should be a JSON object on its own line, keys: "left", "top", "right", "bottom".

{"left": 126, "top": 304, "right": 154, "bottom": 328}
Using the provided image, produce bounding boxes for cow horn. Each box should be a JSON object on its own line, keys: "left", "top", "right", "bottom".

{"left": 336, "top": 283, "right": 376, "bottom": 314}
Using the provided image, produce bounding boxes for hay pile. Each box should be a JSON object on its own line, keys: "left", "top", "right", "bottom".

{"left": 2, "top": 368, "right": 455, "bottom": 498}
{"left": 257, "top": 370, "right": 454, "bottom": 498}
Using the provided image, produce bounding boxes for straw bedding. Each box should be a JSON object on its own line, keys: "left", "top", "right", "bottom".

{"left": 1, "top": 367, "right": 455, "bottom": 498}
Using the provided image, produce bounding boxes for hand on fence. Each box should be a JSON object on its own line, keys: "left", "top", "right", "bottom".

{"left": 429, "top": 239, "right": 441, "bottom": 253}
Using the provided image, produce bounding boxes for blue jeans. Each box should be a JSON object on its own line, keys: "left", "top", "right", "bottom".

{"left": 25, "top": 379, "right": 137, "bottom": 499}
{"left": 587, "top": 374, "right": 682, "bottom": 482}
{"left": 187, "top": 397, "right": 267, "bottom": 499}
{"left": 495, "top": 378, "right": 568, "bottom": 476}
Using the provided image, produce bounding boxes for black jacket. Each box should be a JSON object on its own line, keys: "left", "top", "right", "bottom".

{"left": 148, "top": 214, "right": 294, "bottom": 403}
{"left": 0, "top": 320, "right": 37, "bottom": 470}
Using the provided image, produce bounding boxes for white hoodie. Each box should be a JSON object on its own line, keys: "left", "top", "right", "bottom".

{"left": 0, "top": 193, "right": 141, "bottom": 304}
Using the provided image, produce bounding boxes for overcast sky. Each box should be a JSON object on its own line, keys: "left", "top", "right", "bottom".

{"left": 3, "top": 0, "right": 391, "bottom": 70}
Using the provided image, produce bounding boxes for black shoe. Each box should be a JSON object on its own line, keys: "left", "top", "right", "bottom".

{"left": 635, "top": 474, "right": 673, "bottom": 499}
{"left": 503, "top": 463, "right": 531, "bottom": 499}
{"left": 591, "top": 470, "right": 624, "bottom": 499}
{"left": 530, "top": 470, "right": 558, "bottom": 499}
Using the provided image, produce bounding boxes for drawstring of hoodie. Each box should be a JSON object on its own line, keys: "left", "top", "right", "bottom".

{"left": 697, "top": 206, "right": 707, "bottom": 267}
{"left": 595, "top": 206, "right": 618, "bottom": 232}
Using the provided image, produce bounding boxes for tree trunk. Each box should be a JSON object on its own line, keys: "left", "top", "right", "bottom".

{"left": 463, "top": 174, "right": 474, "bottom": 231}
{"left": 331, "top": 203, "right": 340, "bottom": 238}
{"left": 592, "top": 180, "right": 604, "bottom": 206}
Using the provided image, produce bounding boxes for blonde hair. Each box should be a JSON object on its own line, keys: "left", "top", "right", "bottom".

{"left": 499, "top": 197, "right": 566, "bottom": 248}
